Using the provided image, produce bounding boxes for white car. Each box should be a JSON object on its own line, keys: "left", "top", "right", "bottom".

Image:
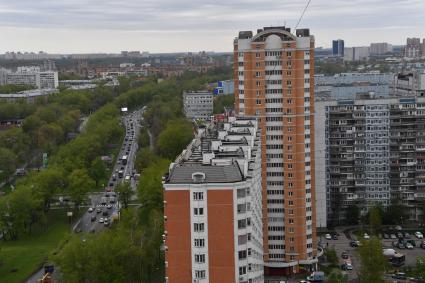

{"left": 88, "top": 207, "right": 93, "bottom": 213}
{"left": 415, "top": 231, "right": 424, "bottom": 239}
{"left": 325, "top": 233, "right": 332, "bottom": 240}
{"left": 99, "top": 217, "right": 104, "bottom": 223}
{"left": 364, "top": 233, "right": 370, "bottom": 239}
{"left": 406, "top": 242, "right": 414, "bottom": 249}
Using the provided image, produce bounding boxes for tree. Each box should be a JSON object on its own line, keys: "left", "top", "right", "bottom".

{"left": 346, "top": 204, "right": 360, "bottom": 225}
{"left": 414, "top": 255, "right": 425, "bottom": 279}
{"left": 383, "top": 200, "right": 407, "bottom": 225}
{"left": 358, "top": 236, "right": 388, "bottom": 283}
{"left": 67, "top": 169, "right": 95, "bottom": 209}
{"left": 0, "top": 147, "right": 17, "bottom": 182}
{"left": 327, "top": 268, "right": 348, "bottom": 283}
{"left": 135, "top": 147, "right": 158, "bottom": 171}
{"left": 89, "top": 157, "right": 107, "bottom": 188}
{"left": 369, "top": 205, "right": 383, "bottom": 235}
{"left": 213, "top": 95, "right": 234, "bottom": 114}
{"left": 325, "top": 247, "right": 339, "bottom": 267}
{"left": 116, "top": 182, "right": 133, "bottom": 209}
{"left": 156, "top": 119, "right": 193, "bottom": 159}
{"left": 33, "top": 167, "right": 65, "bottom": 211}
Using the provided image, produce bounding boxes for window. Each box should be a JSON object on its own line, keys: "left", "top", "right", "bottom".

{"left": 194, "top": 238, "right": 205, "bottom": 247}
{"left": 238, "top": 250, "right": 247, "bottom": 260}
{"left": 195, "top": 270, "right": 206, "bottom": 279}
{"left": 193, "top": 192, "right": 204, "bottom": 200}
{"left": 195, "top": 254, "right": 205, "bottom": 263}
{"left": 194, "top": 223, "right": 205, "bottom": 232}
{"left": 194, "top": 207, "right": 204, "bottom": 215}
{"left": 238, "top": 219, "right": 247, "bottom": 229}
{"left": 239, "top": 266, "right": 247, "bottom": 275}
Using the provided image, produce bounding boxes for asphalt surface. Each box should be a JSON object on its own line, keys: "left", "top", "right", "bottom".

{"left": 26, "top": 108, "right": 144, "bottom": 283}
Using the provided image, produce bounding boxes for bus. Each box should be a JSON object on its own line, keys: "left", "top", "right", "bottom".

{"left": 121, "top": 155, "right": 128, "bottom": 165}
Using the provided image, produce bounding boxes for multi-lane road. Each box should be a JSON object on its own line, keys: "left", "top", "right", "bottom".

{"left": 76, "top": 108, "right": 143, "bottom": 233}
{"left": 27, "top": 108, "right": 144, "bottom": 283}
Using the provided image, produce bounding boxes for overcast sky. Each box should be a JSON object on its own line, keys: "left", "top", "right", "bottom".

{"left": 0, "top": 0, "right": 424, "bottom": 53}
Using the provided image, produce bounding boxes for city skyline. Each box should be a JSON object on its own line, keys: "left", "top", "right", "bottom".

{"left": 1, "top": 0, "right": 425, "bottom": 53}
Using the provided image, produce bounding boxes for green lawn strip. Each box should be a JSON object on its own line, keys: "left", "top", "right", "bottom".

{"left": 0, "top": 210, "right": 74, "bottom": 283}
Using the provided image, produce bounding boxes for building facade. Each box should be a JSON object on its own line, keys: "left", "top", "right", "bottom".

{"left": 370, "top": 43, "right": 393, "bottom": 55}
{"left": 163, "top": 117, "right": 264, "bottom": 283}
{"left": 234, "top": 26, "right": 317, "bottom": 275}
{"left": 332, "top": 39, "right": 344, "bottom": 57}
{"left": 343, "top": 47, "right": 370, "bottom": 61}
{"left": 390, "top": 71, "right": 425, "bottom": 97}
{"left": 316, "top": 95, "right": 425, "bottom": 226}
{"left": 2, "top": 69, "right": 58, "bottom": 89}
{"left": 183, "top": 91, "right": 214, "bottom": 120}
{"left": 405, "top": 38, "right": 423, "bottom": 58}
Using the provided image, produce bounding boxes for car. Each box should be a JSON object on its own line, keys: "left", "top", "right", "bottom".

{"left": 88, "top": 207, "right": 93, "bottom": 213}
{"left": 404, "top": 232, "right": 411, "bottom": 239}
{"left": 106, "top": 204, "right": 112, "bottom": 209}
{"left": 406, "top": 242, "right": 414, "bottom": 249}
{"left": 341, "top": 252, "right": 349, "bottom": 259}
{"left": 415, "top": 231, "right": 424, "bottom": 239}
{"left": 99, "top": 218, "right": 104, "bottom": 223}
{"left": 325, "top": 234, "right": 332, "bottom": 240}
{"left": 332, "top": 234, "right": 338, "bottom": 240}
{"left": 420, "top": 240, "right": 425, "bottom": 249}
{"left": 109, "top": 197, "right": 115, "bottom": 203}
{"left": 364, "top": 233, "right": 370, "bottom": 239}
{"left": 104, "top": 221, "right": 110, "bottom": 227}
{"left": 397, "top": 232, "right": 403, "bottom": 239}
{"left": 298, "top": 281, "right": 310, "bottom": 283}
{"left": 395, "top": 225, "right": 403, "bottom": 231}
{"left": 398, "top": 242, "right": 405, "bottom": 249}
{"left": 383, "top": 233, "right": 390, "bottom": 239}
{"left": 342, "top": 263, "right": 353, "bottom": 270}
{"left": 392, "top": 272, "right": 407, "bottom": 280}
{"left": 392, "top": 241, "right": 399, "bottom": 247}
{"left": 96, "top": 208, "right": 102, "bottom": 213}
{"left": 350, "top": 240, "right": 359, "bottom": 247}
{"left": 390, "top": 233, "right": 397, "bottom": 239}
{"left": 109, "top": 182, "right": 114, "bottom": 187}
{"left": 112, "top": 175, "right": 117, "bottom": 181}
{"left": 91, "top": 215, "right": 96, "bottom": 222}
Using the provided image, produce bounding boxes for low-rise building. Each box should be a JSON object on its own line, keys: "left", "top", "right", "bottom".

{"left": 163, "top": 117, "right": 264, "bottom": 283}
{"left": 183, "top": 91, "right": 213, "bottom": 120}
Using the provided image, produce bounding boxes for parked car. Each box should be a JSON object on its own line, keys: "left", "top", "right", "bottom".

{"left": 325, "top": 234, "right": 332, "bottom": 240}
{"left": 397, "top": 232, "right": 403, "bottom": 239}
{"left": 420, "top": 240, "right": 425, "bottom": 249}
{"left": 392, "top": 272, "right": 407, "bottom": 280}
{"left": 404, "top": 232, "right": 411, "bottom": 239}
{"left": 341, "top": 252, "right": 349, "bottom": 259}
{"left": 99, "top": 218, "right": 104, "bottom": 223}
{"left": 415, "top": 231, "right": 424, "bottom": 239}
{"left": 91, "top": 215, "right": 96, "bottom": 222}
{"left": 332, "top": 234, "right": 338, "bottom": 240}
{"left": 398, "top": 242, "right": 405, "bottom": 249}
{"left": 96, "top": 208, "right": 102, "bottom": 213}
{"left": 406, "top": 242, "right": 414, "bottom": 249}
{"left": 88, "top": 207, "right": 93, "bottom": 213}
{"left": 364, "top": 233, "right": 370, "bottom": 239}
{"left": 350, "top": 240, "right": 360, "bottom": 247}
{"left": 383, "top": 233, "right": 390, "bottom": 239}
{"left": 390, "top": 234, "right": 397, "bottom": 239}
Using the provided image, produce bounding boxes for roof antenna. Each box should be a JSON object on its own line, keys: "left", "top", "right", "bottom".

{"left": 294, "top": 0, "right": 312, "bottom": 30}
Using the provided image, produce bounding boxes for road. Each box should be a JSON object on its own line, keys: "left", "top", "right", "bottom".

{"left": 26, "top": 108, "right": 144, "bottom": 283}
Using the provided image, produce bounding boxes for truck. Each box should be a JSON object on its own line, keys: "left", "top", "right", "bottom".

{"left": 307, "top": 271, "right": 325, "bottom": 282}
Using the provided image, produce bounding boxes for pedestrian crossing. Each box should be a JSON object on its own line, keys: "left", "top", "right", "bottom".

{"left": 96, "top": 203, "right": 119, "bottom": 208}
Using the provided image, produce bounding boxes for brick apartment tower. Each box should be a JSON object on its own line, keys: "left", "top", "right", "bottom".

{"left": 234, "top": 27, "right": 318, "bottom": 275}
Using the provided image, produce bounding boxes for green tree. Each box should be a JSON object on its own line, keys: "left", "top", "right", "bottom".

{"left": 358, "top": 236, "right": 388, "bottom": 283}
{"left": 135, "top": 147, "right": 158, "bottom": 171}
{"left": 414, "top": 255, "right": 425, "bottom": 279}
{"left": 116, "top": 182, "right": 133, "bottom": 209}
{"left": 369, "top": 206, "right": 383, "bottom": 235}
{"left": 33, "top": 167, "right": 65, "bottom": 211}
{"left": 156, "top": 119, "right": 193, "bottom": 159}
{"left": 138, "top": 128, "right": 150, "bottom": 148}
{"left": 325, "top": 247, "right": 339, "bottom": 267}
{"left": 327, "top": 268, "right": 348, "bottom": 283}
{"left": 89, "top": 157, "right": 107, "bottom": 188}
{"left": 67, "top": 169, "right": 94, "bottom": 209}
{"left": 0, "top": 147, "right": 17, "bottom": 182}
{"left": 346, "top": 204, "right": 360, "bottom": 225}
{"left": 213, "top": 94, "right": 234, "bottom": 114}
{"left": 383, "top": 200, "right": 407, "bottom": 225}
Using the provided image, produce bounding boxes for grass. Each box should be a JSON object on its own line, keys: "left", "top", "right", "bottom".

{"left": 0, "top": 209, "right": 73, "bottom": 283}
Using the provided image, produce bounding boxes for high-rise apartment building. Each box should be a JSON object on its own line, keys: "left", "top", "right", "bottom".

{"left": 332, "top": 39, "right": 344, "bottom": 57}
{"left": 343, "top": 47, "right": 370, "bottom": 61}
{"left": 234, "top": 26, "right": 317, "bottom": 275}
{"left": 163, "top": 117, "right": 264, "bottom": 283}
{"left": 316, "top": 94, "right": 425, "bottom": 226}
{"left": 390, "top": 71, "right": 425, "bottom": 97}
{"left": 405, "top": 38, "right": 422, "bottom": 58}
{"left": 370, "top": 42, "right": 393, "bottom": 55}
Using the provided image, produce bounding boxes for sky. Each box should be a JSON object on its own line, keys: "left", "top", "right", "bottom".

{"left": 0, "top": 0, "right": 424, "bottom": 53}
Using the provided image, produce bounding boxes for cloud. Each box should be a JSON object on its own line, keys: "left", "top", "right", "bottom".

{"left": 0, "top": 0, "right": 424, "bottom": 52}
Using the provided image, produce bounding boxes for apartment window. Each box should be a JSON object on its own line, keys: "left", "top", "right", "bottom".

{"left": 288, "top": 155, "right": 293, "bottom": 160}
{"left": 238, "top": 219, "right": 247, "bottom": 229}
{"left": 256, "top": 52, "right": 260, "bottom": 58}
{"left": 195, "top": 254, "right": 206, "bottom": 263}
{"left": 239, "top": 266, "right": 247, "bottom": 275}
{"left": 194, "top": 223, "right": 205, "bottom": 232}
{"left": 289, "top": 218, "right": 294, "bottom": 224}
{"left": 256, "top": 99, "right": 261, "bottom": 105}
{"left": 256, "top": 90, "right": 260, "bottom": 96}
{"left": 193, "top": 192, "right": 204, "bottom": 200}
{"left": 255, "top": 71, "right": 261, "bottom": 77}
{"left": 238, "top": 250, "right": 247, "bottom": 260}
{"left": 195, "top": 270, "right": 206, "bottom": 279}
{"left": 256, "top": 81, "right": 261, "bottom": 86}
{"left": 288, "top": 164, "right": 293, "bottom": 169}
{"left": 194, "top": 239, "right": 205, "bottom": 248}
{"left": 256, "top": 62, "right": 261, "bottom": 67}
{"left": 194, "top": 207, "right": 204, "bottom": 215}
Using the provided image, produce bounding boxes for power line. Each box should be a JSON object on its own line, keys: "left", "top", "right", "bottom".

{"left": 294, "top": 0, "right": 312, "bottom": 30}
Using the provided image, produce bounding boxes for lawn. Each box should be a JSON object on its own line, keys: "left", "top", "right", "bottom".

{"left": 0, "top": 209, "right": 72, "bottom": 283}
